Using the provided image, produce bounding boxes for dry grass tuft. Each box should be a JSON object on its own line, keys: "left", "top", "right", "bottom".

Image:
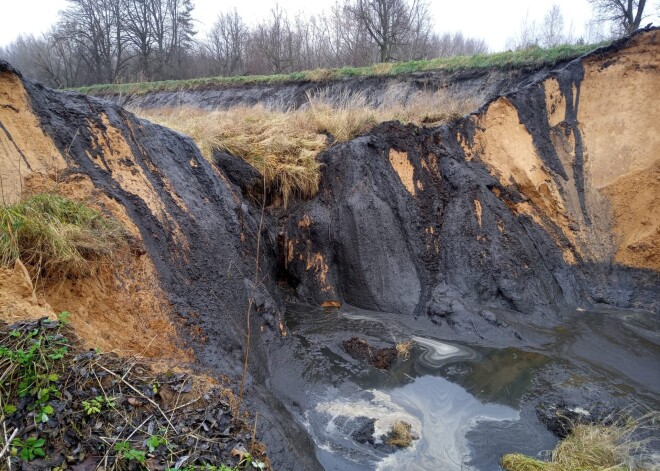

{"left": 395, "top": 339, "right": 414, "bottom": 360}
{"left": 501, "top": 415, "right": 658, "bottom": 471}
{"left": 136, "top": 105, "right": 324, "bottom": 207}
{"left": 387, "top": 420, "right": 414, "bottom": 448}
{"left": 134, "top": 88, "right": 481, "bottom": 206}
{"left": 0, "top": 193, "right": 127, "bottom": 280}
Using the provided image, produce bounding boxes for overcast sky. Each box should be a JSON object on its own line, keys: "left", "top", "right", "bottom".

{"left": 2, "top": 0, "right": 659, "bottom": 51}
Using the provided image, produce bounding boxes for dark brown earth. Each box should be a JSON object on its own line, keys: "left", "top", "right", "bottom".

{"left": 343, "top": 337, "right": 399, "bottom": 370}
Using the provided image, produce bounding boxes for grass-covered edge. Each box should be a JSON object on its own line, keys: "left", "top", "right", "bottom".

{"left": 73, "top": 42, "right": 604, "bottom": 96}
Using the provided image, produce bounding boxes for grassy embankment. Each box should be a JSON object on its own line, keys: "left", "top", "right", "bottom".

{"left": 135, "top": 89, "right": 479, "bottom": 206}
{"left": 76, "top": 43, "right": 601, "bottom": 96}
{"left": 0, "top": 193, "right": 126, "bottom": 280}
{"left": 94, "top": 43, "right": 603, "bottom": 207}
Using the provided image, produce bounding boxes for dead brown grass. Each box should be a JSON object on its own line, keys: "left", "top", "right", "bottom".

{"left": 133, "top": 88, "right": 480, "bottom": 206}
{"left": 395, "top": 339, "right": 414, "bottom": 360}
{"left": 387, "top": 420, "right": 414, "bottom": 448}
{"left": 501, "top": 414, "right": 658, "bottom": 471}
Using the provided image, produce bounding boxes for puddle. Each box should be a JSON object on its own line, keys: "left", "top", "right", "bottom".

{"left": 266, "top": 303, "right": 659, "bottom": 470}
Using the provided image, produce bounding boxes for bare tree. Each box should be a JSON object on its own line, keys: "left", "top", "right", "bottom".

{"left": 59, "top": 0, "right": 128, "bottom": 83}
{"left": 353, "top": 0, "right": 432, "bottom": 62}
{"left": 589, "top": 0, "right": 647, "bottom": 35}
{"left": 540, "top": 5, "right": 566, "bottom": 47}
{"left": 123, "top": 0, "right": 154, "bottom": 80}
{"left": 506, "top": 14, "right": 539, "bottom": 50}
{"left": 434, "top": 32, "right": 488, "bottom": 57}
{"left": 250, "top": 5, "right": 295, "bottom": 74}
{"left": 319, "top": 0, "right": 374, "bottom": 67}
{"left": 206, "top": 9, "right": 247, "bottom": 76}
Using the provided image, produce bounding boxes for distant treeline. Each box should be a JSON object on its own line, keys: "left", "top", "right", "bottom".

{"left": 0, "top": 0, "right": 646, "bottom": 88}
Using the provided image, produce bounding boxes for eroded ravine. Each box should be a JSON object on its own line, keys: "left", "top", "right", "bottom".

{"left": 1, "top": 28, "right": 659, "bottom": 470}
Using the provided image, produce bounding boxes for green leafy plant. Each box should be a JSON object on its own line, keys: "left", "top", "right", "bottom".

{"left": 57, "top": 311, "right": 70, "bottom": 325}
{"left": 146, "top": 434, "right": 167, "bottom": 452}
{"left": 82, "top": 395, "right": 116, "bottom": 415}
{"left": 0, "top": 319, "right": 69, "bottom": 426}
{"left": 239, "top": 453, "right": 266, "bottom": 470}
{"left": 114, "top": 440, "right": 146, "bottom": 464}
{"left": 11, "top": 436, "right": 46, "bottom": 461}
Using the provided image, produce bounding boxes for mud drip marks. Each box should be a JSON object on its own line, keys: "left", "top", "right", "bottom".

{"left": 556, "top": 63, "right": 591, "bottom": 225}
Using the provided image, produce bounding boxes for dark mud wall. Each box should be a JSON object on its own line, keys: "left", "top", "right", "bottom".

{"left": 279, "top": 29, "right": 660, "bottom": 333}
{"left": 0, "top": 60, "right": 321, "bottom": 471}
{"left": 104, "top": 64, "right": 567, "bottom": 111}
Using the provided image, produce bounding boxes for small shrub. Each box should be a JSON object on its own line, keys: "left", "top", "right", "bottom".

{"left": 0, "top": 193, "right": 127, "bottom": 279}
{"left": 11, "top": 436, "right": 46, "bottom": 461}
{"left": 82, "top": 395, "right": 116, "bottom": 415}
{"left": 114, "top": 440, "right": 147, "bottom": 464}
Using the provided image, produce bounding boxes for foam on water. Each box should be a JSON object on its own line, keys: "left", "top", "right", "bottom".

{"left": 308, "top": 376, "right": 518, "bottom": 470}
{"left": 412, "top": 335, "right": 477, "bottom": 367}
{"left": 377, "top": 376, "right": 519, "bottom": 470}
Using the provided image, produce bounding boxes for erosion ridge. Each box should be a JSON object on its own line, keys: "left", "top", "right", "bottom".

{"left": 0, "top": 27, "right": 658, "bottom": 469}
{"left": 281, "top": 28, "right": 660, "bottom": 326}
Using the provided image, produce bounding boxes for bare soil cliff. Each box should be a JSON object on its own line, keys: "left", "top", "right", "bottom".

{"left": 280, "top": 29, "right": 660, "bottom": 324}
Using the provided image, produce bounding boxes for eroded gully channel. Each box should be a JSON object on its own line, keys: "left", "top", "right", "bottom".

{"left": 264, "top": 303, "right": 660, "bottom": 470}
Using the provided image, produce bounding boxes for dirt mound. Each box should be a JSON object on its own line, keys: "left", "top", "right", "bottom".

{"left": 280, "top": 29, "right": 660, "bottom": 319}
{"left": 343, "top": 337, "right": 398, "bottom": 370}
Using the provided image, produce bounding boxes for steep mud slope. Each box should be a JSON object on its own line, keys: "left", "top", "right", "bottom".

{"left": 281, "top": 29, "right": 659, "bottom": 327}
{"left": 0, "top": 61, "right": 318, "bottom": 470}
{"left": 104, "top": 63, "right": 571, "bottom": 111}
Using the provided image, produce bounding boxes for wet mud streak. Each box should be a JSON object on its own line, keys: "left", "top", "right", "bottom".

{"left": 509, "top": 84, "right": 568, "bottom": 181}
{"left": 558, "top": 63, "right": 591, "bottom": 225}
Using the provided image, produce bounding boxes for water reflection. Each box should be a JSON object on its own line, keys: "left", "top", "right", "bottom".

{"left": 453, "top": 348, "right": 549, "bottom": 406}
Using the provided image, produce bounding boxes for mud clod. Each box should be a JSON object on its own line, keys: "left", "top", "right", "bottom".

{"left": 343, "top": 337, "right": 398, "bottom": 370}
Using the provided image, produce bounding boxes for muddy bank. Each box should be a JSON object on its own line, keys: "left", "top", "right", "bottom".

{"left": 0, "top": 60, "right": 318, "bottom": 470}
{"left": 280, "top": 29, "right": 660, "bottom": 328}
{"left": 268, "top": 303, "right": 659, "bottom": 470}
{"left": 101, "top": 64, "right": 570, "bottom": 111}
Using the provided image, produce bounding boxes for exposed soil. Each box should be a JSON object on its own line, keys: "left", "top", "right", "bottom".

{"left": 0, "top": 59, "right": 315, "bottom": 470}
{"left": 281, "top": 29, "right": 660, "bottom": 321}
{"left": 0, "top": 260, "right": 54, "bottom": 324}
{"left": 0, "top": 27, "right": 658, "bottom": 471}
{"left": 343, "top": 337, "right": 398, "bottom": 370}
{"left": 0, "top": 71, "right": 65, "bottom": 204}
